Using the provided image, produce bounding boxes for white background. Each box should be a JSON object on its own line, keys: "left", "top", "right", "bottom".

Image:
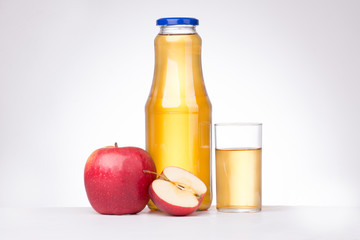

{"left": 0, "top": 0, "right": 359, "bottom": 207}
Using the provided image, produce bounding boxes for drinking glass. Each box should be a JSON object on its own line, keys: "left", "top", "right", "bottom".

{"left": 215, "top": 123, "right": 262, "bottom": 213}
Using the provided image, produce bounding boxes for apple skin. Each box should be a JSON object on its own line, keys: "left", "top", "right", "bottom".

{"left": 149, "top": 183, "right": 204, "bottom": 216}
{"left": 84, "top": 146, "right": 156, "bottom": 215}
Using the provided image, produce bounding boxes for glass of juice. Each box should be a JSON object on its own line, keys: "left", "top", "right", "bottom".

{"left": 215, "top": 123, "right": 262, "bottom": 213}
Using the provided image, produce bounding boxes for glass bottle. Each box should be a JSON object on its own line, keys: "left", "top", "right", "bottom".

{"left": 145, "top": 17, "right": 212, "bottom": 211}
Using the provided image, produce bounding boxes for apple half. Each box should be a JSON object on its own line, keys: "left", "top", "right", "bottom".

{"left": 148, "top": 166, "right": 207, "bottom": 216}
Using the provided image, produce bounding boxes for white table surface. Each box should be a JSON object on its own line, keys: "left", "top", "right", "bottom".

{"left": 1, "top": 206, "right": 359, "bottom": 240}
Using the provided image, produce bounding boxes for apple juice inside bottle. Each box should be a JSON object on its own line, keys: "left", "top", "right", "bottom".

{"left": 145, "top": 18, "right": 212, "bottom": 211}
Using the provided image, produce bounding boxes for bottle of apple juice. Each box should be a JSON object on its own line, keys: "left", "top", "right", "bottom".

{"left": 145, "top": 17, "right": 212, "bottom": 211}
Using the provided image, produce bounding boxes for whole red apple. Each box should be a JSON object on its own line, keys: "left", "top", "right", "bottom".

{"left": 84, "top": 143, "right": 156, "bottom": 215}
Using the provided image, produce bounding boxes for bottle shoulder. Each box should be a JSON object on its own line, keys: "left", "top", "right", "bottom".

{"left": 146, "top": 95, "right": 211, "bottom": 113}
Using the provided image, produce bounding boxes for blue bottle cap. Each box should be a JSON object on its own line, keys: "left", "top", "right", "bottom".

{"left": 156, "top": 17, "right": 199, "bottom": 26}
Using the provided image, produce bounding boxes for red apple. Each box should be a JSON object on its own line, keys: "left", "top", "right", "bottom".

{"left": 148, "top": 166, "right": 207, "bottom": 216}
{"left": 84, "top": 143, "right": 156, "bottom": 215}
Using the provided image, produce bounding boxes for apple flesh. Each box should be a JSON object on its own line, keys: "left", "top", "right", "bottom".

{"left": 84, "top": 144, "right": 156, "bottom": 215}
{"left": 148, "top": 166, "right": 207, "bottom": 216}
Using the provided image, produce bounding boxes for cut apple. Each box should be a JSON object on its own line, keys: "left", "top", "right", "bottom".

{"left": 148, "top": 166, "right": 207, "bottom": 216}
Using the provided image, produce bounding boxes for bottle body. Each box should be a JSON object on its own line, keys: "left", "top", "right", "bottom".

{"left": 146, "top": 31, "right": 212, "bottom": 210}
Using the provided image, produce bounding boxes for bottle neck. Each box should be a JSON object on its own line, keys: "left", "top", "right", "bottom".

{"left": 151, "top": 30, "right": 206, "bottom": 101}
{"left": 154, "top": 31, "right": 202, "bottom": 76}
{"left": 159, "top": 25, "right": 197, "bottom": 35}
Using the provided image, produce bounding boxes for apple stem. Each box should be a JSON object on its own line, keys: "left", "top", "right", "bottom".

{"left": 115, "top": 142, "right": 118, "bottom": 148}
{"left": 143, "top": 170, "right": 170, "bottom": 181}
{"left": 142, "top": 170, "right": 160, "bottom": 177}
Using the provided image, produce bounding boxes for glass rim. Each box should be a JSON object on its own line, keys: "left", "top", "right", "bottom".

{"left": 214, "top": 122, "right": 262, "bottom": 127}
